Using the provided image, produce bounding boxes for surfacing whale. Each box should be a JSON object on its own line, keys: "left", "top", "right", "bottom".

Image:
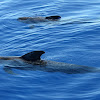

{"left": 18, "top": 16, "right": 61, "bottom": 24}
{"left": 1, "top": 51, "right": 99, "bottom": 75}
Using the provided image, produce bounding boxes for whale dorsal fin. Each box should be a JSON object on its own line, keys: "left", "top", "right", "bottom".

{"left": 21, "top": 51, "right": 45, "bottom": 61}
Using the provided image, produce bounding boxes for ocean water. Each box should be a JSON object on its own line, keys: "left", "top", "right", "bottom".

{"left": 0, "top": 0, "right": 100, "bottom": 100}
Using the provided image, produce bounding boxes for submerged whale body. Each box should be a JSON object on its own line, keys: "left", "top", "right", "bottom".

{"left": 18, "top": 16, "right": 61, "bottom": 23}
{"left": 0, "top": 51, "right": 99, "bottom": 74}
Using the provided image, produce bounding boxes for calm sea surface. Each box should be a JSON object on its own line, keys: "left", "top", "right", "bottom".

{"left": 0, "top": 0, "right": 100, "bottom": 100}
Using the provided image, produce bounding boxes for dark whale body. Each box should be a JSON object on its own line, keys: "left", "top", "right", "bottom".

{"left": 0, "top": 51, "right": 99, "bottom": 74}
{"left": 18, "top": 16, "right": 61, "bottom": 23}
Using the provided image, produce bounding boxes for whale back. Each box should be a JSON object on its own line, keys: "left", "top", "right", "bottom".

{"left": 45, "top": 16, "right": 61, "bottom": 20}
{"left": 21, "top": 51, "right": 45, "bottom": 62}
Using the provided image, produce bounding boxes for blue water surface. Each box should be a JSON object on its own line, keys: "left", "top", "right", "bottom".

{"left": 0, "top": 0, "right": 100, "bottom": 100}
